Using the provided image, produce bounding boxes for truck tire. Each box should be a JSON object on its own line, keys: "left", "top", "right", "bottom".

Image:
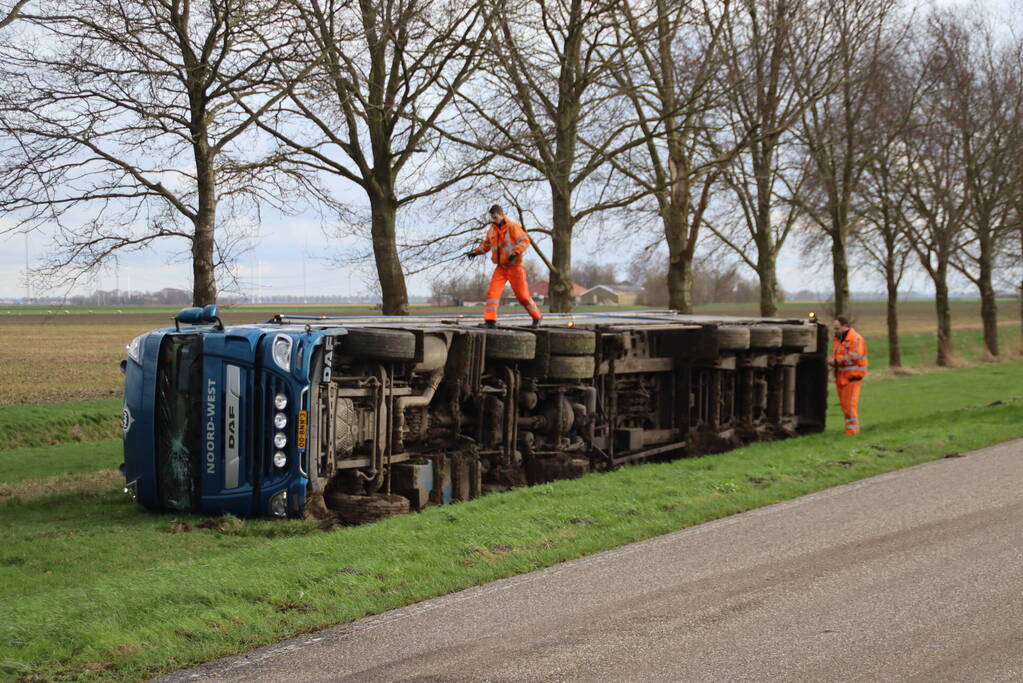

{"left": 715, "top": 325, "right": 750, "bottom": 351}
{"left": 324, "top": 491, "right": 411, "bottom": 525}
{"left": 484, "top": 329, "right": 536, "bottom": 360}
{"left": 538, "top": 328, "right": 597, "bottom": 355}
{"left": 749, "top": 325, "right": 783, "bottom": 348}
{"left": 547, "top": 354, "right": 595, "bottom": 379}
{"left": 779, "top": 324, "right": 816, "bottom": 349}
{"left": 342, "top": 328, "right": 416, "bottom": 361}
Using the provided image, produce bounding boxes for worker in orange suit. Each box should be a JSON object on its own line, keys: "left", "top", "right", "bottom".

{"left": 465, "top": 204, "right": 543, "bottom": 328}
{"left": 829, "top": 315, "right": 868, "bottom": 435}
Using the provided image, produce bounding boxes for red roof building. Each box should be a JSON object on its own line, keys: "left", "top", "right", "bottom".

{"left": 530, "top": 279, "right": 587, "bottom": 299}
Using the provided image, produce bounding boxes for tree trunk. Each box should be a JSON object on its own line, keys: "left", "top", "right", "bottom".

{"left": 664, "top": 202, "right": 694, "bottom": 312}
{"left": 977, "top": 235, "right": 998, "bottom": 357}
{"left": 191, "top": 150, "right": 217, "bottom": 306}
{"left": 667, "top": 249, "right": 694, "bottom": 312}
{"left": 368, "top": 191, "right": 409, "bottom": 315}
{"left": 757, "top": 247, "right": 778, "bottom": 317}
{"left": 934, "top": 273, "right": 953, "bottom": 366}
{"left": 831, "top": 227, "right": 850, "bottom": 315}
{"left": 752, "top": 138, "right": 779, "bottom": 317}
{"left": 548, "top": 185, "right": 574, "bottom": 313}
{"left": 885, "top": 270, "right": 901, "bottom": 368}
{"left": 978, "top": 276, "right": 998, "bottom": 358}
{"left": 663, "top": 131, "right": 697, "bottom": 312}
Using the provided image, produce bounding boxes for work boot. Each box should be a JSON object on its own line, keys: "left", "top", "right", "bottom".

{"left": 484, "top": 320, "right": 496, "bottom": 329}
{"left": 531, "top": 317, "right": 542, "bottom": 329}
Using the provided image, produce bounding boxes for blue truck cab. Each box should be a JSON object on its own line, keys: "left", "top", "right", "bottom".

{"left": 122, "top": 305, "right": 330, "bottom": 518}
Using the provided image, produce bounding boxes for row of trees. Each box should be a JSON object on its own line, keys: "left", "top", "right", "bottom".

{"left": 0, "top": 0, "right": 1020, "bottom": 366}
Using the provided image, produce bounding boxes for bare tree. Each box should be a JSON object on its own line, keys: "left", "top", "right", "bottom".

{"left": 448, "top": 0, "right": 646, "bottom": 313}
{"left": 946, "top": 16, "right": 1021, "bottom": 358}
{"left": 1005, "top": 36, "right": 1023, "bottom": 354}
{"left": 606, "top": 0, "right": 736, "bottom": 313}
{"left": 711, "top": 0, "right": 840, "bottom": 316}
{"left": 855, "top": 102, "right": 914, "bottom": 369}
{"left": 572, "top": 260, "right": 619, "bottom": 289}
{"left": 0, "top": 0, "right": 300, "bottom": 305}
{"left": 246, "top": 0, "right": 494, "bottom": 316}
{"left": 0, "top": 0, "right": 28, "bottom": 28}
{"left": 899, "top": 12, "right": 973, "bottom": 366}
{"left": 793, "top": 0, "right": 902, "bottom": 315}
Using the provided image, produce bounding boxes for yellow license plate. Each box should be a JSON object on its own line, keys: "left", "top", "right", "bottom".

{"left": 296, "top": 410, "right": 308, "bottom": 450}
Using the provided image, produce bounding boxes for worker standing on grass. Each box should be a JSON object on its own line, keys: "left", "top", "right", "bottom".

{"left": 830, "top": 315, "right": 868, "bottom": 435}
{"left": 465, "top": 204, "right": 543, "bottom": 328}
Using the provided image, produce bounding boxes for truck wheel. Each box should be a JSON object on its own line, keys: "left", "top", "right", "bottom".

{"left": 324, "top": 491, "right": 411, "bottom": 525}
{"left": 539, "top": 328, "right": 596, "bottom": 355}
{"left": 749, "top": 325, "right": 782, "bottom": 348}
{"left": 342, "top": 328, "right": 416, "bottom": 361}
{"left": 484, "top": 329, "right": 536, "bottom": 360}
{"left": 779, "top": 324, "right": 816, "bottom": 349}
{"left": 547, "top": 354, "right": 595, "bottom": 379}
{"left": 715, "top": 326, "right": 750, "bottom": 351}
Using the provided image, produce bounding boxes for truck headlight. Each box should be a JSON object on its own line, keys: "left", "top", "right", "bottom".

{"left": 273, "top": 451, "right": 287, "bottom": 468}
{"left": 274, "top": 393, "right": 287, "bottom": 410}
{"left": 269, "top": 490, "right": 288, "bottom": 518}
{"left": 272, "top": 335, "right": 292, "bottom": 371}
{"left": 126, "top": 334, "right": 146, "bottom": 364}
{"left": 274, "top": 412, "right": 287, "bottom": 429}
{"left": 274, "top": 432, "right": 287, "bottom": 449}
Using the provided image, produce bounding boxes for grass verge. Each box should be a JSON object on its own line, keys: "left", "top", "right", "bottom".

{"left": 1, "top": 361, "right": 1022, "bottom": 681}
{"left": 0, "top": 440, "right": 122, "bottom": 486}
{"left": 0, "top": 400, "right": 122, "bottom": 448}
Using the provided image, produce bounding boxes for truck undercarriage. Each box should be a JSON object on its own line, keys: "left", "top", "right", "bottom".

{"left": 297, "top": 312, "right": 828, "bottom": 524}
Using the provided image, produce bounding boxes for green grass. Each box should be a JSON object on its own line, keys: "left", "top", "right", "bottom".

{"left": 0, "top": 400, "right": 122, "bottom": 449}
{"left": 868, "top": 326, "right": 1020, "bottom": 370}
{"left": 0, "top": 440, "right": 122, "bottom": 485}
{"left": 2, "top": 360, "right": 1023, "bottom": 681}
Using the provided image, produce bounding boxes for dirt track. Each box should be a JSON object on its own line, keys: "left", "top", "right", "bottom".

{"left": 161, "top": 438, "right": 1023, "bottom": 682}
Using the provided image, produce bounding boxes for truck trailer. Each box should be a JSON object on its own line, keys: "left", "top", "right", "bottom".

{"left": 121, "top": 308, "right": 828, "bottom": 522}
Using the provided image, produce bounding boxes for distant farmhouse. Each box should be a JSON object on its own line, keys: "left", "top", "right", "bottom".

{"left": 579, "top": 282, "right": 645, "bottom": 306}
{"left": 500, "top": 279, "right": 587, "bottom": 306}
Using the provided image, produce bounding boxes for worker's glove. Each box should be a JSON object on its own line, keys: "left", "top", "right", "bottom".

{"left": 465, "top": 251, "right": 480, "bottom": 260}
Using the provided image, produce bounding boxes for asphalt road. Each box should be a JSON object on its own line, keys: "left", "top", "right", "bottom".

{"left": 163, "top": 439, "right": 1023, "bottom": 682}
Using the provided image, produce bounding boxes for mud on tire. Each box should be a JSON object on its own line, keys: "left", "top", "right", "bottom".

{"left": 342, "top": 328, "right": 416, "bottom": 361}
{"left": 778, "top": 324, "right": 816, "bottom": 349}
{"left": 715, "top": 325, "right": 750, "bottom": 351}
{"left": 537, "top": 328, "right": 597, "bottom": 355}
{"left": 324, "top": 491, "right": 411, "bottom": 525}
{"left": 547, "top": 354, "right": 595, "bottom": 379}
{"left": 749, "top": 325, "right": 783, "bottom": 348}
{"left": 483, "top": 329, "right": 536, "bottom": 360}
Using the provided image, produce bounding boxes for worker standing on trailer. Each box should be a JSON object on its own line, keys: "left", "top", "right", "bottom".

{"left": 465, "top": 204, "right": 543, "bottom": 328}
{"left": 830, "top": 315, "right": 868, "bottom": 435}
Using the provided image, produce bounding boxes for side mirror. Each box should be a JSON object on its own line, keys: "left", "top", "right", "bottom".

{"left": 200, "top": 304, "right": 219, "bottom": 323}
{"left": 174, "top": 305, "right": 223, "bottom": 331}
{"left": 175, "top": 307, "right": 204, "bottom": 324}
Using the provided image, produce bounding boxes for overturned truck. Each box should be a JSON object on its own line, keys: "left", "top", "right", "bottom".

{"left": 121, "top": 310, "right": 828, "bottom": 521}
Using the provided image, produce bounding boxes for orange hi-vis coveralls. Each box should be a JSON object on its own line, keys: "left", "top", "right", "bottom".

{"left": 833, "top": 327, "right": 868, "bottom": 435}
{"left": 470, "top": 219, "right": 542, "bottom": 323}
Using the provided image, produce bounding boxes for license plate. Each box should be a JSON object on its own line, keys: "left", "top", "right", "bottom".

{"left": 296, "top": 410, "right": 308, "bottom": 450}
